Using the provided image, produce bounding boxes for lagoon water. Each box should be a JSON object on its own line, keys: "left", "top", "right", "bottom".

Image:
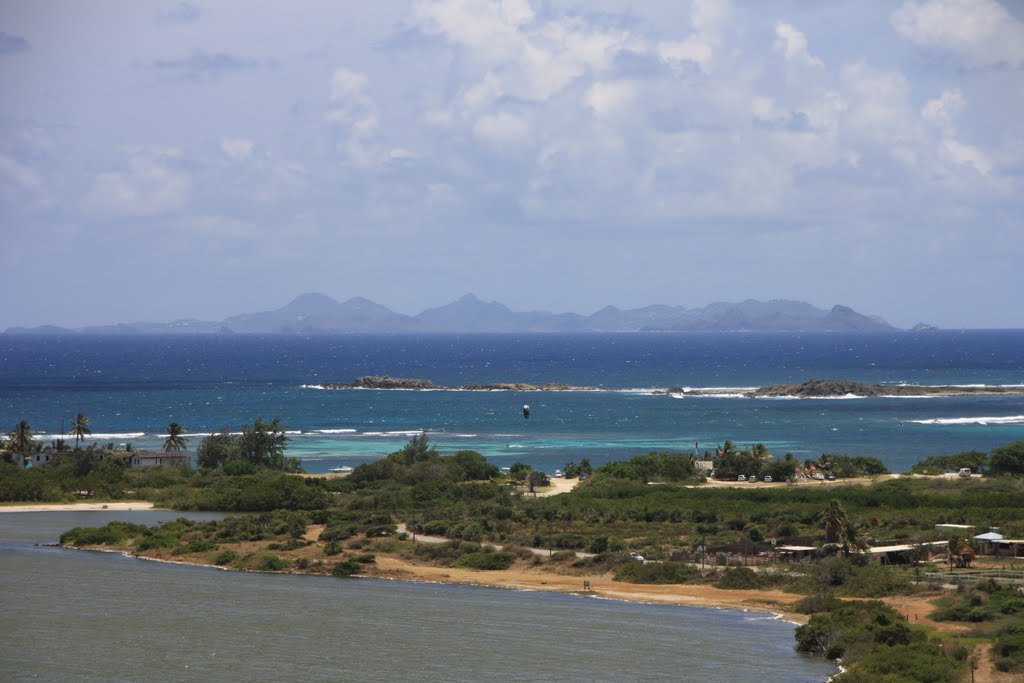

{"left": 0, "top": 512, "right": 836, "bottom": 682}
{"left": 2, "top": 331, "right": 1023, "bottom": 473}
{"left": 4, "top": 332, "right": 1020, "bottom": 680}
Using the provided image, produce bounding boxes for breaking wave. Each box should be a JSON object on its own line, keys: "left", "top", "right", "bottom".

{"left": 911, "top": 415, "right": 1024, "bottom": 426}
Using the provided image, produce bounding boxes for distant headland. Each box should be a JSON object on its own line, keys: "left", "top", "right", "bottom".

{"left": 4, "top": 292, "right": 925, "bottom": 335}
{"left": 309, "top": 376, "right": 1024, "bottom": 398}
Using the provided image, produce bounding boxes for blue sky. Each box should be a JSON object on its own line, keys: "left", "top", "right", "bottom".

{"left": 1, "top": 0, "right": 1022, "bottom": 329}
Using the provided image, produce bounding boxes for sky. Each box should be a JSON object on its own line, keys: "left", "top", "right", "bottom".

{"left": 1, "top": 0, "right": 1022, "bottom": 330}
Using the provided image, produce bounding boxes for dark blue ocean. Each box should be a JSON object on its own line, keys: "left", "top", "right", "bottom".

{"left": 2, "top": 331, "right": 1023, "bottom": 474}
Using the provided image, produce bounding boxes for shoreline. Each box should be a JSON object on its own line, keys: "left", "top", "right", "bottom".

{"left": 70, "top": 539, "right": 810, "bottom": 623}
{"left": 91, "top": 542, "right": 809, "bottom": 622}
{"left": 0, "top": 501, "right": 157, "bottom": 513}
{"left": 305, "top": 375, "right": 1024, "bottom": 398}
{"left": 365, "top": 554, "right": 811, "bottom": 623}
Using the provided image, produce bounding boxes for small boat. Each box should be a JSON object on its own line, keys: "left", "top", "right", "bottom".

{"left": 329, "top": 466, "right": 354, "bottom": 473}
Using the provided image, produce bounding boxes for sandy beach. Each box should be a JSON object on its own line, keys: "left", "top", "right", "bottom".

{"left": 0, "top": 501, "right": 157, "bottom": 513}
{"left": 368, "top": 554, "right": 809, "bottom": 621}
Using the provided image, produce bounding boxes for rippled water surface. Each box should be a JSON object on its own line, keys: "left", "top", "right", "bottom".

{"left": 2, "top": 331, "right": 1023, "bottom": 473}
{"left": 0, "top": 512, "right": 837, "bottom": 682}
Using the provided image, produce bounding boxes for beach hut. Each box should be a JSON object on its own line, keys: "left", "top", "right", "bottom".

{"left": 974, "top": 531, "right": 1005, "bottom": 555}
{"left": 128, "top": 451, "right": 188, "bottom": 469}
{"left": 864, "top": 541, "right": 947, "bottom": 564}
{"left": 775, "top": 545, "right": 817, "bottom": 562}
{"left": 992, "top": 539, "right": 1024, "bottom": 558}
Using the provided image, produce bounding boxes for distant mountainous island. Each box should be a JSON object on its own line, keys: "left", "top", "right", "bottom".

{"left": 5, "top": 293, "right": 916, "bottom": 335}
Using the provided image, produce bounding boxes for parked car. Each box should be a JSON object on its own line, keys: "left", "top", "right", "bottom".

{"left": 812, "top": 473, "right": 825, "bottom": 480}
{"left": 825, "top": 473, "right": 836, "bottom": 481}
{"left": 763, "top": 475, "right": 773, "bottom": 483}
{"left": 737, "top": 474, "right": 746, "bottom": 482}
{"left": 629, "top": 552, "right": 645, "bottom": 562}
{"left": 958, "top": 468, "right": 972, "bottom": 479}
{"left": 747, "top": 475, "right": 757, "bottom": 482}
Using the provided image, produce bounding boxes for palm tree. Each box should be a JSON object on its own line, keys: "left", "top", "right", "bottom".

{"left": 70, "top": 413, "right": 92, "bottom": 448}
{"left": 8, "top": 420, "right": 34, "bottom": 466}
{"left": 164, "top": 422, "right": 188, "bottom": 452}
{"left": 820, "top": 500, "right": 849, "bottom": 545}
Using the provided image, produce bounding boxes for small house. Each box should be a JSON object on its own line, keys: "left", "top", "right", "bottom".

{"left": 990, "top": 540, "right": 1024, "bottom": 557}
{"left": 974, "top": 531, "right": 1004, "bottom": 555}
{"left": 864, "top": 541, "right": 947, "bottom": 564}
{"left": 127, "top": 451, "right": 188, "bottom": 469}
{"left": 29, "top": 449, "right": 58, "bottom": 467}
{"left": 775, "top": 545, "right": 818, "bottom": 562}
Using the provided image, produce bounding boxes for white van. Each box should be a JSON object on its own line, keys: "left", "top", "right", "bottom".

{"left": 958, "top": 468, "right": 972, "bottom": 479}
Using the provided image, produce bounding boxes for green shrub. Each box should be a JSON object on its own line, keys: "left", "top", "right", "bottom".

{"left": 177, "top": 539, "right": 217, "bottom": 553}
{"left": 323, "top": 541, "right": 343, "bottom": 556}
{"left": 318, "top": 527, "right": 352, "bottom": 542}
{"left": 214, "top": 550, "right": 239, "bottom": 565}
{"left": 502, "top": 544, "right": 537, "bottom": 560}
{"left": 354, "top": 553, "right": 376, "bottom": 564}
{"left": 793, "top": 593, "right": 842, "bottom": 614}
{"left": 453, "top": 551, "right": 516, "bottom": 570}
{"left": 295, "top": 557, "right": 311, "bottom": 569}
{"left": 256, "top": 554, "right": 289, "bottom": 571}
{"left": 614, "top": 562, "right": 694, "bottom": 584}
{"left": 331, "top": 560, "right": 360, "bottom": 576}
{"left": 136, "top": 533, "right": 181, "bottom": 551}
{"left": 715, "top": 567, "right": 763, "bottom": 590}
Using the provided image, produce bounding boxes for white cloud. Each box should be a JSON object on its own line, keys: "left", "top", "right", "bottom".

{"left": 325, "top": 67, "right": 383, "bottom": 166}
{"left": 942, "top": 138, "right": 992, "bottom": 174}
{"left": 838, "top": 61, "right": 919, "bottom": 151}
{"left": 657, "top": 38, "right": 712, "bottom": 75}
{"left": 774, "top": 22, "right": 823, "bottom": 69}
{"left": 921, "top": 89, "right": 964, "bottom": 133}
{"left": 0, "top": 152, "right": 43, "bottom": 195}
{"left": 473, "top": 111, "right": 531, "bottom": 146}
{"left": 891, "top": 0, "right": 1024, "bottom": 66}
{"left": 586, "top": 80, "right": 634, "bottom": 118}
{"left": 330, "top": 68, "right": 369, "bottom": 102}
{"left": 83, "top": 151, "right": 190, "bottom": 217}
{"left": 221, "top": 137, "right": 254, "bottom": 161}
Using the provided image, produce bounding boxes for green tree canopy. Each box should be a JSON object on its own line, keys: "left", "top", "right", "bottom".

{"left": 821, "top": 499, "right": 849, "bottom": 545}
{"left": 8, "top": 420, "right": 34, "bottom": 455}
{"left": 989, "top": 441, "right": 1024, "bottom": 477}
{"left": 70, "top": 413, "right": 92, "bottom": 448}
{"left": 163, "top": 422, "right": 188, "bottom": 453}
{"left": 196, "top": 418, "right": 298, "bottom": 472}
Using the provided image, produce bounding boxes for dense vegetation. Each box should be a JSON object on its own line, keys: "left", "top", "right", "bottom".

{"left": 195, "top": 418, "right": 300, "bottom": 472}
{"left": 795, "top": 598, "right": 962, "bottom": 682}
{"left": 909, "top": 442, "right": 1024, "bottom": 477}
{"left": 8, "top": 423, "right": 1024, "bottom": 679}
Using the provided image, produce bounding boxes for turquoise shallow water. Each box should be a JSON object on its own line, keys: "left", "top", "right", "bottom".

{"left": 2, "top": 331, "right": 1023, "bottom": 473}
{"left": 0, "top": 511, "right": 837, "bottom": 682}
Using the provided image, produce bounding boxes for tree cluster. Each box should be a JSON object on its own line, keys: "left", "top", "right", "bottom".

{"left": 196, "top": 418, "right": 299, "bottom": 472}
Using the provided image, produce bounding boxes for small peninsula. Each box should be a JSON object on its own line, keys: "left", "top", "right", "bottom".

{"left": 314, "top": 375, "right": 1024, "bottom": 398}
{"left": 316, "top": 375, "right": 603, "bottom": 391}
{"left": 745, "top": 378, "right": 1024, "bottom": 398}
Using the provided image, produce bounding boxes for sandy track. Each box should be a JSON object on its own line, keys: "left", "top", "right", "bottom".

{"left": 0, "top": 501, "right": 156, "bottom": 513}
